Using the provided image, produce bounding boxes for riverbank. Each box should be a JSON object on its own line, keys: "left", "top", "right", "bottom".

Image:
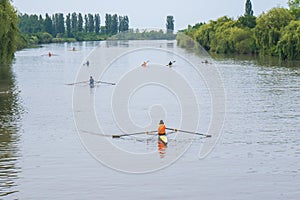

{"left": 177, "top": 3, "right": 300, "bottom": 61}
{"left": 16, "top": 32, "right": 107, "bottom": 50}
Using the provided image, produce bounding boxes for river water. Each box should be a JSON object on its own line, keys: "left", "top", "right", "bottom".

{"left": 0, "top": 40, "right": 299, "bottom": 199}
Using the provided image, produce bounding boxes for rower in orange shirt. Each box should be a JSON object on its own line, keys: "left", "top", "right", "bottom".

{"left": 158, "top": 120, "right": 168, "bottom": 145}
{"left": 141, "top": 61, "right": 147, "bottom": 67}
{"left": 158, "top": 120, "right": 166, "bottom": 135}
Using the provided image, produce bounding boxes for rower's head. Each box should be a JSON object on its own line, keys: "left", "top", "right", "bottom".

{"left": 159, "top": 120, "right": 164, "bottom": 125}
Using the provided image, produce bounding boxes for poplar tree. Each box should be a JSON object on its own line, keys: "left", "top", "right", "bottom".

{"left": 44, "top": 13, "right": 53, "bottom": 34}
{"left": 78, "top": 13, "right": 83, "bottom": 32}
{"left": 84, "top": 14, "right": 88, "bottom": 33}
{"left": 245, "top": 0, "right": 254, "bottom": 16}
{"left": 166, "top": 16, "right": 174, "bottom": 33}
{"left": 88, "top": 14, "right": 94, "bottom": 32}
{"left": 95, "top": 14, "right": 100, "bottom": 34}
{"left": 105, "top": 14, "right": 112, "bottom": 34}
{"left": 66, "top": 13, "right": 71, "bottom": 37}
{"left": 111, "top": 14, "right": 118, "bottom": 35}
{"left": 71, "top": 12, "right": 78, "bottom": 33}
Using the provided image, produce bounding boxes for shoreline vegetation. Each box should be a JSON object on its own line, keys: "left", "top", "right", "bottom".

{"left": 177, "top": 0, "right": 300, "bottom": 60}
{"left": 16, "top": 12, "right": 130, "bottom": 48}
{"left": 16, "top": 12, "right": 176, "bottom": 46}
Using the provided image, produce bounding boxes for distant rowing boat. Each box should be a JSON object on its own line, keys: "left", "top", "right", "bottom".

{"left": 66, "top": 80, "right": 116, "bottom": 86}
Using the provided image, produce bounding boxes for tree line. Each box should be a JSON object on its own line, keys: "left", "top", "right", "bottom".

{"left": 18, "top": 12, "right": 130, "bottom": 43}
{"left": 177, "top": 0, "right": 300, "bottom": 60}
{"left": 0, "top": 0, "right": 19, "bottom": 63}
{"left": 109, "top": 15, "right": 175, "bottom": 40}
{"left": 1, "top": 0, "right": 175, "bottom": 63}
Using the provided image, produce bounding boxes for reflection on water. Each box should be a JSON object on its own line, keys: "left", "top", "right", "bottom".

{"left": 157, "top": 141, "right": 166, "bottom": 158}
{"left": 0, "top": 63, "right": 22, "bottom": 198}
{"left": 211, "top": 53, "right": 300, "bottom": 68}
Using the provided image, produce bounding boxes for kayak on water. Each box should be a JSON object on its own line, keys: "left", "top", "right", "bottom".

{"left": 166, "top": 60, "right": 176, "bottom": 67}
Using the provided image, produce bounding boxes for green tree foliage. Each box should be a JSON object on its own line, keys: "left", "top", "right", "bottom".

{"left": 44, "top": 14, "right": 53, "bottom": 34}
{"left": 237, "top": 15, "right": 256, "bottom": 28}
{"left": 84, "top": 14, "right": 88, "bottom": 33}
{"left": 78, "top": 13, "right": 83, "bottom": 32}
{"left": 0, "top": 0, "right": 18, "bottom": 62}
{"left": 88, "top": 14, "right": 94, "bottom": 32}
{"left": 179, "top": 22, "right": 204, "bottom": 42}
{"left": 277, "top": 20, "right": 300, "bottom": 59}
{"left": 254, "top": 8, "right": 294, "bottom": 54}
{"left": 105, "top": 14, "right": 112, "bottom": 34}
{"left": 237, "top": 0, "right": 256, "bottom": 29}
{"left": 71, "top": 13, "right": 78, "bottom": 33}
{"left": 245, "top": 0, "right": 254, "bottom": 16}
{"left": 231, "top": 27, "right": 256, "bottom": 54}
{"left": 52, "top": 13, "right": 65, "bottom": 37}
{"left": 194, "top": 22, "right": 215, "bottom": 51}
{"left": 38, "top": 15, "right": 44, "bottom": 31}
{"left": 19, "top": 14, "right": 42, "bottom": 33}
{"left": 110, "top": 29, "right": 176, "bottom": 40}
{"left": 180, "top": 1, "right": 300, "bottom": 60}
{"left": 288, "top": 0, "right": 300, "bottom": 19}
{"left": 111, "top": 14, "right": 118, "bottom": 35}
{"left": 66, "top": 13, "right": 71, "bottom": 37}
{"left": 210, "top": 17, "right": 234, "bottom": 52}
{"left": 105, "top": 13, "right": 124, "bottom": 35}
{"left": 17, "top": 12, "right": 131, "bottom": 44}
{"left": 95, "top": 14, "right": 100, "bottom": 34}
{"left": 124, "top": 16, "right": 129, "bottom": 32}
{"left": 166, "top": 15, "right": 174, "bottom": 33}
{"left": 35, "top": 32, "right": 53, "bottom": 43}
{"left": 118, "top": 16, "right": 129, "bottom": 32}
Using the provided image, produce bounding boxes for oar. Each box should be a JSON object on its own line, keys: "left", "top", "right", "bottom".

{"left": 112, "top": 130, "right": 157, "bottom": 138}
{"left": 166, "top": 128, "right": 211, "bottom": 137}
{"left": 96, "top": 81, "right": 116, "bottom": 85}
{"left": 81, "top": 130, "right": 113, "bottom": 137}
{"left": 66, "top": 80, "right": 89, "bottom": 85}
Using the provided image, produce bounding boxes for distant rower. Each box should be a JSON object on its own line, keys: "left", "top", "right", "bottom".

{"left": 167, "top": 60, "right": 175, "bottom": 67}
{"left": 89, "top": 76, "right": 95, "bottom": 88}
{"left": 84, "top": 60, "right": 90, "bottom": 66}
{"left": 141, "top": 61, "right": 148, "bottom": 67}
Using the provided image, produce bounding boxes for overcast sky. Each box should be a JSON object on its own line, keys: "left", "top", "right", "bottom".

{"left": 12, "top": 0, "right": 288, "bottom": 30}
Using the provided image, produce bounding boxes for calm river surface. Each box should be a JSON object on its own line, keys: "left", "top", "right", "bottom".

{"left": 0, "top": 40, "right": 299, "bottom": 199}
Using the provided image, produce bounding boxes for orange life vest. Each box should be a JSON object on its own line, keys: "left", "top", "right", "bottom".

{"left": 158, "top": 124, "right": 166, "bottom": 135}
